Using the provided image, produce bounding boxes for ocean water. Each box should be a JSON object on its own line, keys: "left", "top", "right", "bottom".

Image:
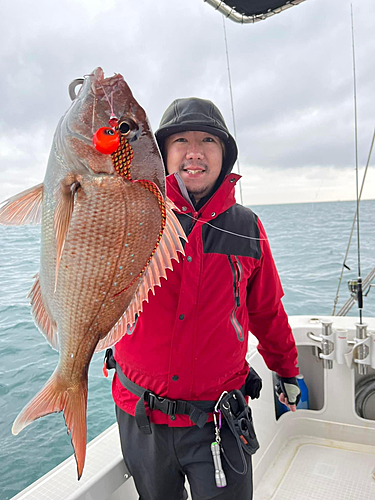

{"left": 0, "top": 199, "right": 374, "bottom": 499}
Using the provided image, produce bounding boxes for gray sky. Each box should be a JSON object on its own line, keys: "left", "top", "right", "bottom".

{"left": 0, "top": 0, "right": 374, "bottom": 205}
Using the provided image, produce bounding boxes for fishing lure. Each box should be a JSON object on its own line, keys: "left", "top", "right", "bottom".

{"left": 92, "top": 126, "right": 119, "bottom": 154}
{"left": 92, "top": 112, "right": 120, "bottom": 154}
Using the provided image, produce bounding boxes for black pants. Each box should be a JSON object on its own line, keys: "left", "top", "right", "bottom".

{"left": 116, "top": 405, "right": 253, "bottom": 500}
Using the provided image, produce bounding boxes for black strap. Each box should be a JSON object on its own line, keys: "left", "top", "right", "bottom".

{"left": 221, "top": 437, "right": 248, "bottom": 476}
{"left": 105, "top": 349, "right": 216, "bottom": 434}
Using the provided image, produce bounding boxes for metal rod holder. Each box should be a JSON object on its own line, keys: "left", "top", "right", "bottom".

{"left": 320, "top": 321, "right": 334, "bottom": 369}
{"left": 355, "top": 323, "right": 369, "bottom": 375}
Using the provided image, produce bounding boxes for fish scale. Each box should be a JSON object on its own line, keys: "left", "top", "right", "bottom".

{"left": 110, "top": 133, "right": 167, "bottom": 297}
{"left": 54, "top": 178, "right": 162, "bottom": 347}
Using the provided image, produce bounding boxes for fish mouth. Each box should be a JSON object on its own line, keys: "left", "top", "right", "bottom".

{"left": 64, "top": 67, "right": 125, "bottom": 149}
{"left": 62, "top": 68, "right": 135, "bottom": 176}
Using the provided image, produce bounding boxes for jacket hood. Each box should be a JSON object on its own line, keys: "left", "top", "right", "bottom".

{"left": 155, "top": 97, "right": 238, "bottom": 176}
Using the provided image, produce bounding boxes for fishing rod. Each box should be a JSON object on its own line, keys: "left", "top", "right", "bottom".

{"left": 348, "top": 4, "right": 369, "bottom": 375}
{"left": 350, "top": 4, "right": 364, "bottom": 324}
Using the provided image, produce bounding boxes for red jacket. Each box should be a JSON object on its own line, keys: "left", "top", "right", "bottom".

{"left": 112, "top": 173, "right": 299, "bottom": 426}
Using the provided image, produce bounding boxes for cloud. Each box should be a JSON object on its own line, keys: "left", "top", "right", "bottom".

{"left": 0, "top": 0, "right": 374, "bottom": 204}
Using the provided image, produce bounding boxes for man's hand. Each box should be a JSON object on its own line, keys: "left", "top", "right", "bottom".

{"left": 275, "top": 375, "right": 301, "bottom": 412}
{"left": 278, "top": 392, "right": 297, "bottom": 412}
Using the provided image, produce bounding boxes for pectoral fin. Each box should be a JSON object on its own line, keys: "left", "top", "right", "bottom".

{"left": 54, "top": 181, "right": 79, "bottom": 289}
{"left": 0, "top": 183, "right": 43, "bottom": 225}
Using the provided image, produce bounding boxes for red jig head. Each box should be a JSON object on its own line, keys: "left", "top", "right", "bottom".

{"left": 93, "top": 127, "right": 119, "bottom": 154}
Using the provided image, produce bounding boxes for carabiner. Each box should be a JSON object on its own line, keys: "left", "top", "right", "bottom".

{"left": 214, "top": 391, "right": 228, "bottom": 413}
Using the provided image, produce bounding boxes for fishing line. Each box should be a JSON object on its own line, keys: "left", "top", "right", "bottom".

{"left": 222, "top": 16, "right": 244, "bottom": 205}
{"left": 84, "top": 72, "right": 117, "bottom": 119}
{"left": 95, "top": 78, "right": 116, "bottom": 117}
{"left": 351, "top": 3, "right": 363, "bottom": 324}
{"left": 91, "top": 92, "right": 96, "bottom": 135}
{"left": 181, "top": 212, "right": 268, "bottom": 241}
{"left": 351, "top": 4, "right": 361, "bottom": 281}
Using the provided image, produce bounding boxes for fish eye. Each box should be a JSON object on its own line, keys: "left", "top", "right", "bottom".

{"left": 119, "top": 119, "right": 138, "bottom": 138}
{"left": 119, "top": 122, "right": 130, "bottom": 134}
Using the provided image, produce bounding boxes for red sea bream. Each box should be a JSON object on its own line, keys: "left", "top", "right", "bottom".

{"left": 0, "top": 68, "right": 185, "bottom": 479}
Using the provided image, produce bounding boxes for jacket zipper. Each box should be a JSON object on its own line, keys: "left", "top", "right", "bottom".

{"left": 228, "top": 256, "right": 244, "bottom": 342}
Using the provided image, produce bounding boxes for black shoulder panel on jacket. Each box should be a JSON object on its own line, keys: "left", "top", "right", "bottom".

{"left": 175, "top": 212, "right": 193, "bottom": 247}
{"left": 202, "top": 204, "right": 261, "bottom": 259}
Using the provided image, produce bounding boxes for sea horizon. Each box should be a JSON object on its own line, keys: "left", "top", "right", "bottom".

{"left": 249, "top": 197, "right": 375, "bottom": 207}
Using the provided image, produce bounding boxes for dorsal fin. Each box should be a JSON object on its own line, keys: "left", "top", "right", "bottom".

{"left": 28, "top": 273, "right": 59, "bottom": 350}
{"left": 0, "top": 183, "right": 43, "bottom": 225}
{"left": 94, "top": 198, "right": 186, "bottom": 352}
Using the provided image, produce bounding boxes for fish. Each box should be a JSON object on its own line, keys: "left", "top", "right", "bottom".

{"left": 0, "top": 67, "right": 185, "bottom": 479}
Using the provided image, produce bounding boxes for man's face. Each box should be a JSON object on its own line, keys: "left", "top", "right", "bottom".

{"left": 165, "top": 130, "right": 223, "bottom": 202}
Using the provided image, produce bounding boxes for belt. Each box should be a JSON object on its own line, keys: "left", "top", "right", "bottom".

{"left": 105, "top": 348, "right": 223, "bottom": 434}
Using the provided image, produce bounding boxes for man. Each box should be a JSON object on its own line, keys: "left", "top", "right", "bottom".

{"left": 111, "top": 97, "right": 300, "bottom": 499}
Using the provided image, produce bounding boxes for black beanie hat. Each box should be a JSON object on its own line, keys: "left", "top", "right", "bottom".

{"left": 155, "top": 97, "right": 238, "bottom": 176}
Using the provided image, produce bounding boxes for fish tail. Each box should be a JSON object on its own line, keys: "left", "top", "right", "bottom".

{"left": 12, "top": 371, "right": 88, "bottom": 480}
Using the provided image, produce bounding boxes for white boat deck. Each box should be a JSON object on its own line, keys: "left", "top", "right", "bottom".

{"left": 257, "top": 436, "right": 375, "bottom": 500}
{"left": 9, "top": 423, "right": 132, "bottom": 500}
{"left": 10, "top": 316, "right": 375, "bottom": 500}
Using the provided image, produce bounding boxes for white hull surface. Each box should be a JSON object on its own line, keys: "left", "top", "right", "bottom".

{"left": 11, "top": 316, "right": 375, "bottom": 500}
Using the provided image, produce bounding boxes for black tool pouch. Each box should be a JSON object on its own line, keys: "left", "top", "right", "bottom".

{"left": 219, "top": 390, "right": 259, "bottom": 456}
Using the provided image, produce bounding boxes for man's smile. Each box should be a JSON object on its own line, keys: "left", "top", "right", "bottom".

{"left": 181, "top": 161, "right": 206, "bottom": 176}
{"left": 182, "top": 168, "right": 205, "bottom": 176}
